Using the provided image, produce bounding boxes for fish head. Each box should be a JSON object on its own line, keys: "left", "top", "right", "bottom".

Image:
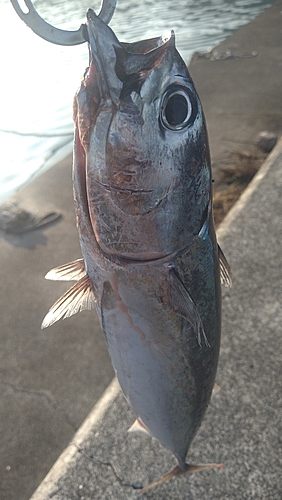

{"left": 73, "top": 10, "right": 211, "bottom": 260}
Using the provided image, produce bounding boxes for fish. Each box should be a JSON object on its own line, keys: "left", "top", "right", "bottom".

{"left": 12, "top": 0, "right": 231, "bottom": 492}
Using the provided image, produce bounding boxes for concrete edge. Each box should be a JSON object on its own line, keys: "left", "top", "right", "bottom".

{"left": 29, "top": 137, "right": 282, "bottom": 499}
{"left": 30, "top": 378, "right": 120, "bottom": 500}
{"left": 216, "top": 136, "right": 282, "bottom": 240}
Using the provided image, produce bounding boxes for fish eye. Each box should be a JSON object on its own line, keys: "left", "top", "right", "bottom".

{"left": 160, "top": 86, "right": 196, "bottom": 131}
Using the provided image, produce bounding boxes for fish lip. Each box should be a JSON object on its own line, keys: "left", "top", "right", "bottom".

{"left": 95, "top": 179, "right": 153, "bottom": 195}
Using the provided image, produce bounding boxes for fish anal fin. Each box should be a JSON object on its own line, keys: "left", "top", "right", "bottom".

{"left": 41, "top": 275, "right": 95, "bottom": 329}
{"left": 169, "top": 269, "right": 210, "bottom": 347}
{"left": 45, "top": 258, "right": 86, "bottom": 281}
{"left": 138, "top": 462, "right": 223, "bottom": 495}
{"left": 218, "top": 245, "right": 232, "bottom": 288}
{"left": 212, "top": 382, "right": 221, "bottom": 396}
{"left": 128, "top": 418, "right": 150, "bottom": 436}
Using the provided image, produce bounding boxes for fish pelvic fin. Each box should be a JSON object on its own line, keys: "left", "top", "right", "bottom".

{"left": 45, "top": 258, "right": 86, "bottom": 281}
{"left": 169, "top": 269, "right": 210, "bottom": 347}
{"left": 137, "top": 462, "right": 224, "bottom": 495}
{"left": 41, "top": 275, "right": 95, "bottom": 329}
{"left": 128, "top": 418, "right": 151, "bottom": 436}
{"left": 218, "top": 245, "right": 232, "bottom": 288}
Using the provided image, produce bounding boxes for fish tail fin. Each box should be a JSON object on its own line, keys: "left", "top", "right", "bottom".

{"left": 137, "top": 462, "right": 223, "bottom": 495}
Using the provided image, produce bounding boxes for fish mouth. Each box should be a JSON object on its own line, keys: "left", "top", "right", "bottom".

{"left": 85, "top": 9, "right": 175, "bottom": 105}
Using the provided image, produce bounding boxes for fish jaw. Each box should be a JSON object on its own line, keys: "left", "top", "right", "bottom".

{"left": 73, "top": 14, "right": 211, "bottom": 260}
{"left": 85, "top": 9, "right": 123, "bottom": 105}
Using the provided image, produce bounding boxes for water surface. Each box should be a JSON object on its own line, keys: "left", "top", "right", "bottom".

{"left": 0, "top": 0, "right": 274, "bottom": 203}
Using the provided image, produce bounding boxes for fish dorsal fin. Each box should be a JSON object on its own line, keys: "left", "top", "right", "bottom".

{"left": 128, "top": 418, "right": 151, "bottom": 436}
{"left": 45, "top": 258, "right": 86, "bottom": 281}
{"left": 41, "top": 275, "right": 95, "bottom": 329}
{"left": 169, "top": 269, "right": 210, "bottom": 347}
{"left": 218, "top": 245, "right": 232, "bottom": 288}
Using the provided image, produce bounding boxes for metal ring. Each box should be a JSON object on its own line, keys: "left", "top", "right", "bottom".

{"left": 10, "top": 0, "right": 117, "bottom": 46}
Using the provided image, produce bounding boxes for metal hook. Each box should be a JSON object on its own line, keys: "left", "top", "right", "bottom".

{"left": 10, "top": 0, "right": 117, "bottom": 46}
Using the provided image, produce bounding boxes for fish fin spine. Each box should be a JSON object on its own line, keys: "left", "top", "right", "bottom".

{"left": 169, "top": 268, "right": 210, "bottom": 347}
{"left": 45, "top": 258, "right": 86, "bottom": 281}
{"left": 41, "top": 274, "right": 95, "bottom": 329}
{"left": 218, "top": 245, "right": 232, "bottom": 287}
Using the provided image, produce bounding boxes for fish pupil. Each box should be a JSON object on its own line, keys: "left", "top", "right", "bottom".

{"left": 161, "top": 87, "right": 195, "bottom": 131}
{"left": 165, "top": 93, "right": 188, "bottom": 126}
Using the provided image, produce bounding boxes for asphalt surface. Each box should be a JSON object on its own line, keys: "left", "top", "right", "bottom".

{"left": 0, "top": 1, "right": 282, "bottom": 499}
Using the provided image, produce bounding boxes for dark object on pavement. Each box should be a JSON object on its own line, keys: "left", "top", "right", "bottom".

{"left": 0, "top": 201, "right": 61, "bottom": 234}
{"left": 255, "top": 131, "right": 278, "bottom": 153}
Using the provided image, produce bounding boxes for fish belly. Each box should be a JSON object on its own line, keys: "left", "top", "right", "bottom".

{"left": 99, "top": 231, "right": 220, "bottom": 467}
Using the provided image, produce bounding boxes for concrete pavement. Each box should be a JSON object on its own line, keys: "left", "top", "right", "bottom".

{"left": 30, "top": 138, "right": 282, "bottom": 499}
{"left": 0, "top": 158, "right": 114, "bottom": 500}
{"left": 1, "top": 1, "right": 282, "bottom": 499}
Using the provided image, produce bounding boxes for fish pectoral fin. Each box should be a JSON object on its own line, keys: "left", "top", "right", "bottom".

{"left": 138, "top": 462, "right": 224, "bottom": 495}
{"left": 45, "top": 258, "right": 86, "bottom": 281}
{"left": 128, "top": 418, "right": 151, "bottom": 436}
{"left": 41, "top": 275, "right": 95, "bottom": 329}
{"left": 218, "top": 245, "right": 232, "bottom": 288}
{"left": 169, "top": 269, "right": 210, "bottom": 347}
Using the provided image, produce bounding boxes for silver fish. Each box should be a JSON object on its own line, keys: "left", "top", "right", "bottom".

{"left": 11, "top": 0, "right": 232, "bottom": 492}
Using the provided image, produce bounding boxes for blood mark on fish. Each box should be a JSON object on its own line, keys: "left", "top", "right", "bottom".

{"left": 111, "top": 276, "right": 151, "bottom": 345}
